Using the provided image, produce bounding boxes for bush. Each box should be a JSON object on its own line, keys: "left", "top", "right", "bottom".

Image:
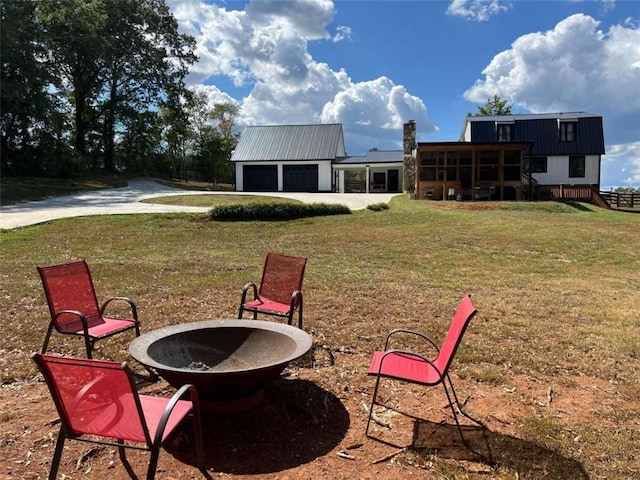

{"left": 366, "top": 202, "right": 390, "bottom": 212}
{"left": 210, "top": 201, "right": 351, "bottom": 221}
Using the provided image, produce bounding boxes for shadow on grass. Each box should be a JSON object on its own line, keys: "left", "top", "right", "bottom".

{"left": 409, "top": 419, "right": 589, "bottom": 479}
{"left": 561, "top": 201, "right": 597, "bottom": 212}
{"left": 168, "top": 378, "right": 349, "bottom": 475}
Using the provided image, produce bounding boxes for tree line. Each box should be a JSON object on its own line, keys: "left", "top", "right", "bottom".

{"left": 1, "top": 0, "right": 238, "bottom": 184}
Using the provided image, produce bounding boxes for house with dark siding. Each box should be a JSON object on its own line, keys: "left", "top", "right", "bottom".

{"left": 414, "top": 112, "right": 605, "bottom": 201}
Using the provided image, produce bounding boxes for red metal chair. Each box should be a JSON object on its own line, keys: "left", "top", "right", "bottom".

{"left": 37, "top": 260, "right": 140, "bottom": 358}
{"left": 366, "top": 294, "right": 480, "bottom": 444}
{"left": 238, "top": 252, "right": 307, "bottom": 329}
{"left": 32, "top": 353, "right": 204, "bottom": 480}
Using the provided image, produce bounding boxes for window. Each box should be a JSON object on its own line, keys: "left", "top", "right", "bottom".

{"left": 503, "top": 150, "right": 521, "bottom": 181}
{"left": 531, "top": 156, "right": 547, "bottom": 173}
{"left": 497, "top": 123, "right": 513, "bottom": 141}
{"left": 419, "top": 151, "right": 437, "bottom": 181}
{"left": 569, "top": 156, "right": 585, "bottom": 178}
{"left": 559, "top": 121, "right": 576, "bottom": 142}
{"left": 478, "top": 150, "right": 499, "bottom": 181}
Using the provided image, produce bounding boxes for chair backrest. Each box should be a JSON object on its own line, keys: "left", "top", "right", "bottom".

{"left": 32, "top": 353, "right": 151, "bottom": 445}
{"left": 434, "top": 295, "right": 477, "bottom": 374}
{"left": 258, "top": 252, "right": 307, "bottom": 305}
{"left": 38, "top": 260, "right": 102, "bottom": 332}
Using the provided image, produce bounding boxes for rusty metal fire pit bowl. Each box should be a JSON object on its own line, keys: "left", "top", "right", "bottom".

{"left": 129, "top": 319, "right": 312, "bottom": 413}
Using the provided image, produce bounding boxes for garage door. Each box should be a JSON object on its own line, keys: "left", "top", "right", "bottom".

{"left": 243, "top": 165, "right": 277, "bottom": 191}
{"left": 283, "top": 165, "right": 318, "bottom": 192}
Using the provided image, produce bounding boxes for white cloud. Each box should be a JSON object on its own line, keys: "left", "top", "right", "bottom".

{"left": 446, "top": 0, "right": 512, "bottom": 22}
{"left": 320, "top": 77, "right": 434, "bottom": 153}
{"left": 464, "top": 14, "right": 640, "bottom": 144}
{"left": 602, "top": 142, "right": 640, "bottom": 187}
{"left": 332, "top": 25, "right": 352, "bottom": 43}
{"left": 167, "top": 0, "right": 435, "bottom": 153}
{"left": 189, "top": 84, "right": 239, "bottom": 107}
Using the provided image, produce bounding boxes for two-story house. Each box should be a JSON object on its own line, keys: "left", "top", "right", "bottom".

{"left": 414, "top": 112, "right": 605, "bottom": 201}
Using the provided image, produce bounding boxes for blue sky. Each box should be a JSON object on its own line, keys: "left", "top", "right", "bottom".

{"left": 167, "top": 0, "right": 640, "bottom": 188}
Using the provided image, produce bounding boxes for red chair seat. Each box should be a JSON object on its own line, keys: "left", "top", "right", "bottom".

{"left": 60, "top": 317, "right": 138, "bottom": 337}
{"left": 368, "top": 351, "right": 443, "bottom": 385}
{"left": 243, "top": 297, "right": 290, "bottom": 315}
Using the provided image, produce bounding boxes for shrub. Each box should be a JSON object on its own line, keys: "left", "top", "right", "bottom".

{"left": 210, "top": 201, "right": 351, "bottom": 221}
{"left": 366, "top": 202, "right": 390, "bottom": 212}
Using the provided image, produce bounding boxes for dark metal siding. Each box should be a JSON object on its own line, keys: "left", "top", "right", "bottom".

{"left": 471, "top": 117, "right": 605, "bottom": 155}
{"left": 471, "top": 122, "right": 497, "bottom": 142}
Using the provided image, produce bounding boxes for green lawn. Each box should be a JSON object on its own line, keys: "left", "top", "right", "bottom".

{"left": 1, "top": 195, "right": 638, "bottom": 478}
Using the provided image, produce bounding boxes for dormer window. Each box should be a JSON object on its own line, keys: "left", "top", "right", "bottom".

{"left": 497, "top": 123, "right": 513, "bottom": 141}
{"left": 559, "top": 121, "right": 576, "bottom": 142}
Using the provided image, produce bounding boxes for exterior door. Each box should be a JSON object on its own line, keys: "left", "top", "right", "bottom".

{"left": 387, "top": 169, "right": 399, "bottom": 192}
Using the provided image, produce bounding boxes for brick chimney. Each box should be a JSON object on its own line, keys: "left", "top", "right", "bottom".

{"left": 403, "top": 120, "right": 416, "bottom": 194}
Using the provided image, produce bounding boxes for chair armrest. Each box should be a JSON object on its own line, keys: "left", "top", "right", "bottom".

{"left": 153, "top": 383, "right": 200, "bottom": 447}
{"left": 377, "top": 348, "right": 444, "bottom": 379}
{"left": 54, "top": 310, "right": 90, "bottom": 335}
{"left": 240, "top": 282, "right": 258, "bottom": 304}
{"left": 289, "top": 290, "right": 303, "bottom": 310}
{"left": 100, "top": 297, "right": 139, "bottom": 322}
{"left": 384, "top": 328, "right": 440, "bottom": 353}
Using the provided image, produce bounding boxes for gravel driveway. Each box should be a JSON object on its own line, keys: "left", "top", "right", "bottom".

{"left": 0, "top": 180, "right": 399, "bottom": 230}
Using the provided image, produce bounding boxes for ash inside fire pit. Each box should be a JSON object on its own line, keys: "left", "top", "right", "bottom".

{"left": 129, "top": 319, "right": 312, "bottom": 410}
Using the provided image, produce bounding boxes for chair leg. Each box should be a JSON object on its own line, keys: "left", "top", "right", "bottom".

{"left": 442, "top": 373, "right": 483, "bottom": 447}
{"left": 147, "top": 446, "right": 162, "bottom": 480}
{"left": 365, "top": 374, "right": 384, "bottom": 437}
{"left": 84, "top": 337, "right": 94, "bottom": 359}
{"left": 48, "top": 428, "right": 66, "bottom": 480}
{"left": 297, "top": 301, "right": 303, "bottom": 330}
{"left": 41, "top": 323, "right": 54, "bottom": 354}
{"left": 192, "top": 409, "right": 205, "bottom": 470}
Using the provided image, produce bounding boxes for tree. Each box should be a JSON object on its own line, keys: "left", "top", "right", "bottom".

{"left": 37, "top": 0, "right": 196, "bottom": 174}
{"left": 474, "top": 94, "right": 512, "bottom": 116}
{"left": 1, "top": 0, "right": 56, "bottom": 175}
{"left": 38, "top": 0, "right": 108, "bottom": 162}
{"left": 185, "top": 93, "right": 238, "bottom": 184}
{"left": 99, "top": 0, "right": 196, "bottom": 172}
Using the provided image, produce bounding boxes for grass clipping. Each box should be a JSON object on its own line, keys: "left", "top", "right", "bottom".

{"left": 210, "top": 201, "right": 351, "bottom": 221}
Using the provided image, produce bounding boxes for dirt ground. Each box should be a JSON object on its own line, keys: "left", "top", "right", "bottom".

{"left": 3, "top": 343, "right": 637, "bottom": 480}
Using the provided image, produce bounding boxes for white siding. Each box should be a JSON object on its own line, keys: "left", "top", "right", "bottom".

{"left": 318, "top": 161, "right": 333, "bottom": 191}
{"left": 532, "top": 155, "right": 600, "bottom": 185}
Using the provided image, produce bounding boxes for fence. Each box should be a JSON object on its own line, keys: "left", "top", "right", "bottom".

{"left": 599, "top": 191, "right": 640, "bottom": 210}
{"left": 169, "top": 168, "right": 205, "bottom": 183}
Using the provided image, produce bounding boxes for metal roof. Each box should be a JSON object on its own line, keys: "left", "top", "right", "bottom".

{"left": 464, "top": 112, "right": 600, "bottom": 122}
{"left": 334, "top": 150, "right": 403, "bottom": 164}
{"left": 231, "top": 124, "right": 345, "bottom": 162}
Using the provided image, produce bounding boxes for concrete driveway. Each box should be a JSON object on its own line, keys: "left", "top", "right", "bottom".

{"left": 0, "top": 180, "right": 400, "bottom": 230}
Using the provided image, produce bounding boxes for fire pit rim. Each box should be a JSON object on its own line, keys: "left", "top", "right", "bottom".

{"left": 128, "top": 319, "right": 312, "bottom": 374}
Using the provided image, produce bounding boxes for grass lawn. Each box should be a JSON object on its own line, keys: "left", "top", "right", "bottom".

{"left": 0, "top": 194, "right": 638, "bottom": 478}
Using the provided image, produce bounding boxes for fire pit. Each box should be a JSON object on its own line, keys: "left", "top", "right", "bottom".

{"left": 129, "top": 319, "right": 312, "bottom": 412}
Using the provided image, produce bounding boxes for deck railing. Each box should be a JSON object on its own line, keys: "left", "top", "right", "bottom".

{"left": 536, "top": 184, "right": 595, "bottom": 202}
